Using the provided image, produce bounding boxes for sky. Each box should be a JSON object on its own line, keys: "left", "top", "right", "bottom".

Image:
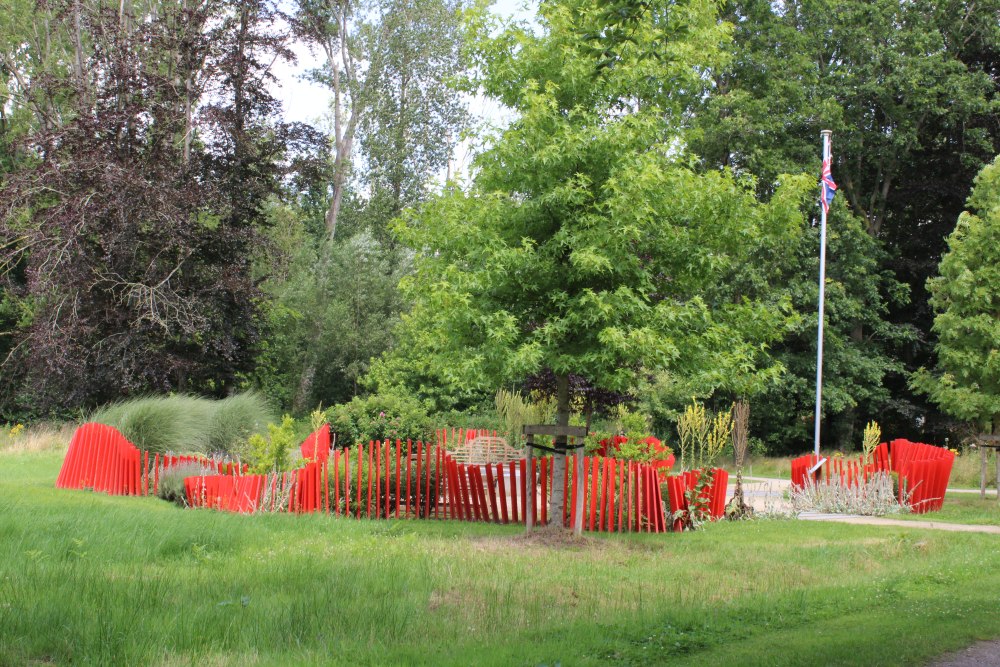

{"left": 270, "top": 0, "right": 537, "bottom": 175}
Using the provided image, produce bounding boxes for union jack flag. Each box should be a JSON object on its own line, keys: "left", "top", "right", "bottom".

{"left": 820, "top": 157, "right": 837, "bottom": 213}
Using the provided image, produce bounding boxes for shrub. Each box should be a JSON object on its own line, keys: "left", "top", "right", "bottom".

{"left": 156, "top": 462, "right": 218, "bottom": 507}
{"left": 327, "top": 393, "right": 434, "bottom": 446}
{"left": 329, "top": 442, "right": 441, "bottom": 518}
{"left": 243, "top": 415, "right": 298, "bottom": 474}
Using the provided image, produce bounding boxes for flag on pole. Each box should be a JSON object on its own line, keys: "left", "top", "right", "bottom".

{"left": 820, "top": 157, "right": 837, "bottom": 213}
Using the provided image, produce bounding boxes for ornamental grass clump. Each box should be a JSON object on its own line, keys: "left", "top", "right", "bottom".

{"left": 207, "top": 392, "right": 275, "bottom": 455}
{"left": 92, "top": 395, "right": 212, "bottom": 454}
{"left": 790, "top": 473, "right": 910, "bottom": 516}
{"left": 90, "top": 393, "right": 272, "bottom": 455}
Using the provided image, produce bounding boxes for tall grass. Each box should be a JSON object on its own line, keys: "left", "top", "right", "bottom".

{"left": 208, "top": 392, "right": 275, "bottom": 454}
{"left": 90, "top": 393, "right": 274, "bottom": 455}
{"left": 0, "top": 422, "right": 73, "bottom": 454}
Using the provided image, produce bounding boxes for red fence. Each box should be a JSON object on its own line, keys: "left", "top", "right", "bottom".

{"left": 664, "top": 468, "right": 729, "bottom": 532}
{"left": 56, "top": 422, "right": 251, "bottom": 497}
{"left": 56, "top": 425, "right": 670, "bottom": 532}
{"left": 790, "top": 439, "right": 955, "bottom": 514}
{"left": 188, "top": 440, "right": 669, "bottom": 532}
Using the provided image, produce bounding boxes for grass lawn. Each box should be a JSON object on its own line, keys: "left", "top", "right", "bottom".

{"left": 3, "top": 450, "right": 1000, "bottom": 666}
{"left": 894, "top": 492, "right": 1000, "bottom": 526}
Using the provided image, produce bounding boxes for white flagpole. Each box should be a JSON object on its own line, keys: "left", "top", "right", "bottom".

{"left": 814, "top": 130, "right": 832, "bottom": 458}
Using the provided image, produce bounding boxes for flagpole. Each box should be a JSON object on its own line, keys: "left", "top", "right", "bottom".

{"left": 814, "top": 130, "right": 832, "bottom": 458}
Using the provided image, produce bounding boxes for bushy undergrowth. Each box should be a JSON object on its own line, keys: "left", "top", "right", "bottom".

{"left": 242, "top": 415, "right": 298, "bottom": 473}
{"left": 156, "top": 462, "right": 219, "bottom": 506}
{"left": 90, "top": 393, "right": 274, "bottom": 455}
{"left": 329, "top": 444, "right": 441, "bottom": 518}
{"left": 327, "top": 392, "right": 434, "bottom": 446}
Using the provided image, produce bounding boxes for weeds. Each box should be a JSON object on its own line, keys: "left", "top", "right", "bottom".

{"left": 0, "top": 422, "right": 73, "bottom": 453}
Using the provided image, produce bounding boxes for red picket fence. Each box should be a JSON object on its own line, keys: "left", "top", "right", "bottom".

{"left": 55, "top": 423, "right": 147, "bottom": 496}
{"left": 789, "top": 438, "right": 955, "bottom": 514}
{"left": 440, "top": 453, "right": 667, "bottom": 532}
{"left": 182, "top": 438, "right": 669, "bottom": 532}
{"left": 57, "top": 423, "right": 248, "bottom": 498}
{"left": 56, "top": 425, "right": 670, "bottom": 532}
{"left": 664, "top": 469, "right": 729, "bottom": 532}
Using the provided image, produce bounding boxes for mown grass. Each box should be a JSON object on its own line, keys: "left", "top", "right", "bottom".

{"left": 893, "top": 492, "right": 1000, "bottom": 526}
{"left": 3, "top": 451, "right": 1000, "bottom": 666}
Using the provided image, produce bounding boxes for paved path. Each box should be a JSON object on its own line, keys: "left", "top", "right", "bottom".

{"left": 797, "top": 512, "right": 1000, "bottom": 534}
{"left": 927, "top": 641, "right": 1000, "bottom": 666}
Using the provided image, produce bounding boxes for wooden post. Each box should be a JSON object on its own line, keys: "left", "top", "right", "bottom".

{"left": 981, "top": 445, "right": 988, "bottom": 500}
{"left": 573, "top": 447, "right": 584, "bottom": 536}
{"left": 525, "top": 435, "right": 534, "bottom": 535}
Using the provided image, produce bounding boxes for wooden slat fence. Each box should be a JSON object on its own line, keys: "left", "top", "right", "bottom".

{"left": 57, "top": 425, "right": 670, "bottom": 532}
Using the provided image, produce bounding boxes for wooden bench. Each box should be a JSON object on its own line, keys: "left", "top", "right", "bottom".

{"left": 450, "top": 436, "right": 523, "bottom": 465}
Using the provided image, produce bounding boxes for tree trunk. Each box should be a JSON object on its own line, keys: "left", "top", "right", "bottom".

{"left": 547, "top": 374, "right": 570, "bottom": 527}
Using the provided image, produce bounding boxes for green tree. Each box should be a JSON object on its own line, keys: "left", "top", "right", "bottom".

{"left": 912, "top": 156, "right": 1000, "bottom": 434}
{"left": 690, "top": 0, "right": 999, "bottom": 447}
{"left": 379, "top": 0, "right": 812, "bottom": 523}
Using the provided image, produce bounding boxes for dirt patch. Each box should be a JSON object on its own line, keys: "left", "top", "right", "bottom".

{"left": 470, "top": 525, "right": 603, "bottom": 552}
{"left": 926, "top": 640, "right": 1000, "bottom": 666}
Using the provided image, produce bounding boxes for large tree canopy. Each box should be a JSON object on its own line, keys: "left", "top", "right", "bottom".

{"left": 375, "top": 0, "right": 812, "bottom": 416}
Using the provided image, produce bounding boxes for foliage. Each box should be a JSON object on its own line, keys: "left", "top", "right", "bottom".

{"left": 90, "top": 394, "right": 272, "bottom": 455}
{"left": 156, "top": 462, "right": 219, "bottom": 507}
{"left": 0, "top": 1, "right": 324, "bottom": 415}
{"left": 912, "top": 157, "right": 1000, "bottom": 433}
{"left": 326, "top": 392, "right": 435, "bottom": 446}
{"left": 382, "top": 0, "right": 809, "bottom": 457}
{"left": 243, "top": 416, "right": 298, "bottom": 474}
{"left": 691, "top": 0, "right": 1000, "bottom": 447}
{"left": 746, "top": 214, "right": 909, "bottom": 453}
